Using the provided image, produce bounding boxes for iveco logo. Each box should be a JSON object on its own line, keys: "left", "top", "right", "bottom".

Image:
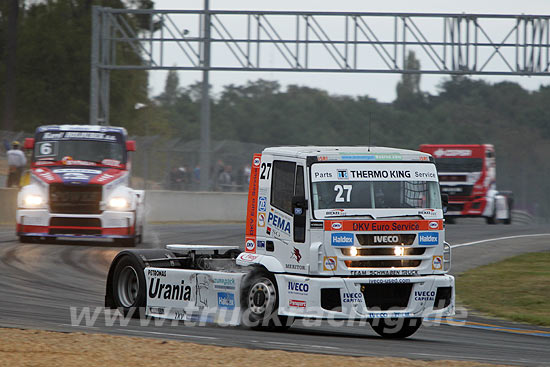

{"left": 373, "top": 235, "right": 399, "bottom": 243}
{"left": 429, "top": 221, "right": 439, "bottom": 229}
{"left": 331, "top": 222, "right": 343, "bottom": 230}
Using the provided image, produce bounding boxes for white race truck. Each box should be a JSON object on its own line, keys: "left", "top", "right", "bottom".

{"left": 105, "top": 146, "right": 454, "bottom": 338}
{"left": 17, "top": 125, "right": 145, "bottom": 245}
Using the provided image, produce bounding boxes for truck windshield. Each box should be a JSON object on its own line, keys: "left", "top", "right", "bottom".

{"left": 33, "top": 131, "right": 125, "bottom": 165}
{"left": 434, "top": 158, "right": 483, "bottom": 172}
{"left": 310, "top": 162, "right": 442, "bottom": 218}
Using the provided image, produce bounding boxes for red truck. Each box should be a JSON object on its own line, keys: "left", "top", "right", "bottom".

{"left": 419, "top": 144, "right": 512, "bottom": 224}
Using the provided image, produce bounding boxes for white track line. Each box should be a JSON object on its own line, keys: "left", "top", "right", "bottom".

{"left": 451, "top": 233, "right": 550, "bottom": 249}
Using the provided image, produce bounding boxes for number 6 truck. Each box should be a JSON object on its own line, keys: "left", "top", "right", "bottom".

{"left": 105, "top": 146, "right": 454, "bottom": 338}
{"left": 16, "top": 125, "right": 145, "bottom": 245}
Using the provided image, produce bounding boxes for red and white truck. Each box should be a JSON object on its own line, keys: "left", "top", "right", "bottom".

{"left": 105, "top": 146, "right": 454, "bottom": 338}
{"left": 16, "top": 125, "right": 145, "bottom": 244}
{"left": 419, "top": 144, "right": 512, "bottom": 224}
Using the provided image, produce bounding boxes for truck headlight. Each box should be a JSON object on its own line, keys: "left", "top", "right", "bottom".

{"left": 24, "top": 194, "right": 44, "bottom": 207}
{"left": 108, "top": 197, "right": 129, "bottom": 209}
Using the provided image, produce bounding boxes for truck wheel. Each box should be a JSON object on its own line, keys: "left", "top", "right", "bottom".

{"left": 241, "top": 269, "right": 292, "bottom": 331}
{"left": 369, "top": 318, "right": 422, "bottom": 339}
{"left": 111, "top": 255, "right": 146, "bottom": 318}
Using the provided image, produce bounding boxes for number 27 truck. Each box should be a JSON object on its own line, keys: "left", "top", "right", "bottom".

{"left": 105, "top": 146, "right": 454, "bottom": 338}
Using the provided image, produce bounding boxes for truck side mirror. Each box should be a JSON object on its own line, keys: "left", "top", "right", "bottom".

{"left": 441, "top": 194, "right": 449, "bottom": 214}
{"left": 292, "top": 195, "right": 307, "bottom": 243}
{"left": 24, "top": 138, "right": 35, "bottom": 150}
{"left": 292, "top": 195, "right": 308, "bottom": 215}
{"left": 126, "top": 140, "right": 136, "bottom": 152}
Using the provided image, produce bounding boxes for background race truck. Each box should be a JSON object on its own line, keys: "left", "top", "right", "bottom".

{"left": 105, "top": 147, "right": 454, "bottom": 338}
{"left": 419, "top": 144, "right": 513, "bottom": 224}
{"left": 17, "top": 125, "right": 145, "bottom": 245}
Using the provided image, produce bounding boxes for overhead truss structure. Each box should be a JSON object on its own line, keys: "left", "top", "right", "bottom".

{"left": 89, "top": 6, "right": 550, "bottom": 188}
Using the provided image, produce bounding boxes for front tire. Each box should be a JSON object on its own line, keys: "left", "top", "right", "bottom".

{"left": 241, "top": 269, "right": 292, "bottom": 331}
{"left": 111, "top": 255, "right": 146, "bottom": 317}
{"left": 369, "top": 317, "right": 422, "bottom": 339}
{"left": 114, "top": 236, "right": 138, "bottom": 247}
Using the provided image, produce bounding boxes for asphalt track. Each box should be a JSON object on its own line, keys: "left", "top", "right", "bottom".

{"left": 1, "top": 219, "right": 549, "bottom": 366}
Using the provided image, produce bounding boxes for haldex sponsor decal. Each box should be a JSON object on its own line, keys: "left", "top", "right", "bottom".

{"left": 418, "top": 232, "right": 439, "bottom": 245}
{"left": 217, "top": 292, "right": 235, "bottom": 309}
{"left": 331, "top": 232, "right": 354, "bottom": 246}
{"left": 148, "top": 278, "right": 192, "bottom": 301}
{"left": 267, "top": 212, "right": 291, "bottom": 234}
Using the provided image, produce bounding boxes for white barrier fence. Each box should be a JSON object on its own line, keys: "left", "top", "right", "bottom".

{"left": 0, "top": 188, "right": 536, "bottom": 225}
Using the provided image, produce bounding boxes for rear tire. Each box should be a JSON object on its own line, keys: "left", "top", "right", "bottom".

{"left": 369, "top": 318, "right": 422, "bottom": 339}
{"left": 241, "top": 269, "right": 293, "bottom": 331}
{"left": 111, "top": 255, "right": 146, "bottom": 318}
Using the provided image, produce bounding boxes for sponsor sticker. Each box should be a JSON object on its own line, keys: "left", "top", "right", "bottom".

{"left": 258, "top": 196, "right": 267, "bottom": 212}
{"left": 331, "top": 221, "right": 343, "bottom": 230}
{"left": 418, "top": 232, "right": 439, "bottom": 245}
{"left": 323, "top": 256, "right": 337, "bottom": 271}
{"left": 289, "top": 299, "right": 306, "bottom": 308}
{"left": 331, "top": 232, "right": 354, "bottom": 247}
{"left": 258, "top": 212, "right": 266, "bottom": 227}
{"left": 288, "top": 281, "right": 309, "bottom": 294}
{"left": 310, "top": 221, "right": 324, "bottom": 229}
{"left": 257, "top": 240, "right": 266, "bottom": 249}
{"left": 253, "top": 157, "right": 261, "bottom": 167}
{"left": 267, "top": 212, "right": 291, "bottom": 235}
{"left": 429, "top": 221, "right": 439, "bottom": 229}
{"left": 414, "top": 290, "right": 435, "bottom": 302}
{"left": 239, "top": 253, "right": 259, "bottom": 262}
{"left": 337, "top": 169, "right": 349, "bottom": 179}
{"left": 432, "top": 256, "right": 443, "bottom": 270}
{"left": 342, "top": 292, "right": 363, "bottom": 303}
{"left": 214, "top": 278, "right": 236, "bottom": 290}
{"left": 351, "top": 270, "right": 419, "bottom": 276}
{"left": 245, "top": 239, "right": 256, "bottom": 253}
{"left": 217, "top": 292, "right": 235, "bottom": 309}
{"left": 291, "top": 247, "right": 302, "bottom": 263}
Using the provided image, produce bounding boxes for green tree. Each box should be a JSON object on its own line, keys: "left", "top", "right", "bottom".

{"left": 395, "top": 50, "right": 425, "bottom": 109}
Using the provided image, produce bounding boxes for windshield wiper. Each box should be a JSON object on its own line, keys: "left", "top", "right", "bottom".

{"left": 376, "top": 214, "right": 423, "bottom": 220}
{"left": 325, "top": 214, "right": 375, "bottom": 219}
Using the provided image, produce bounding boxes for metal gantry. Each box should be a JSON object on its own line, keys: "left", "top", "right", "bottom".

{"left": 89, "top": 6, "right": 550, "bottom": 188}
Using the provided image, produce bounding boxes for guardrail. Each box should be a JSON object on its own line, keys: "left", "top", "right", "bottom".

{"left": 511, "top": 210, "right": 533, "bottom": 225}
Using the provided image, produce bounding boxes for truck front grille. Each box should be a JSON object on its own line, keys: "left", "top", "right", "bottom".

{"left": 49, "top": 217, "right": 102, "bottom": 235}
{"left": 361, "top": 283, "right": 412, "bottom": 310}
{"left": 341, "top": 248, "right": 425, "bottom": 256}
{"left": 347, "top": 260, "right": 421, "bottom": 268}
{"left": 356, "top": 234, "right": 416, "bottom": 246}
{"left": 49, "top": 184, "right": 102, "bottom": 214}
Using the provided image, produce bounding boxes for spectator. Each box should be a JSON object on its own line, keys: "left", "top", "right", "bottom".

{"left": 6, "top": 141, "right": 27, "bottom": 188}
{"left": 218, "top": 165, "right": 233, "bottom": 191}
{"left": 193, "top": 164, "right": 200, "bottom": 190}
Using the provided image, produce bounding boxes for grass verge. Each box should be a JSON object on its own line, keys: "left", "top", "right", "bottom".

{"left": 456, "top": 251, "right": 550, "bottom": 326}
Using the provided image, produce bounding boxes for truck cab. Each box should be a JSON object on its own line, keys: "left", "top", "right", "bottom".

{"left": 16, "top": 125, "right": 145, "bottom": 245}
{"left": 106, "top": 146, "right": 454, "bottom": 338}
